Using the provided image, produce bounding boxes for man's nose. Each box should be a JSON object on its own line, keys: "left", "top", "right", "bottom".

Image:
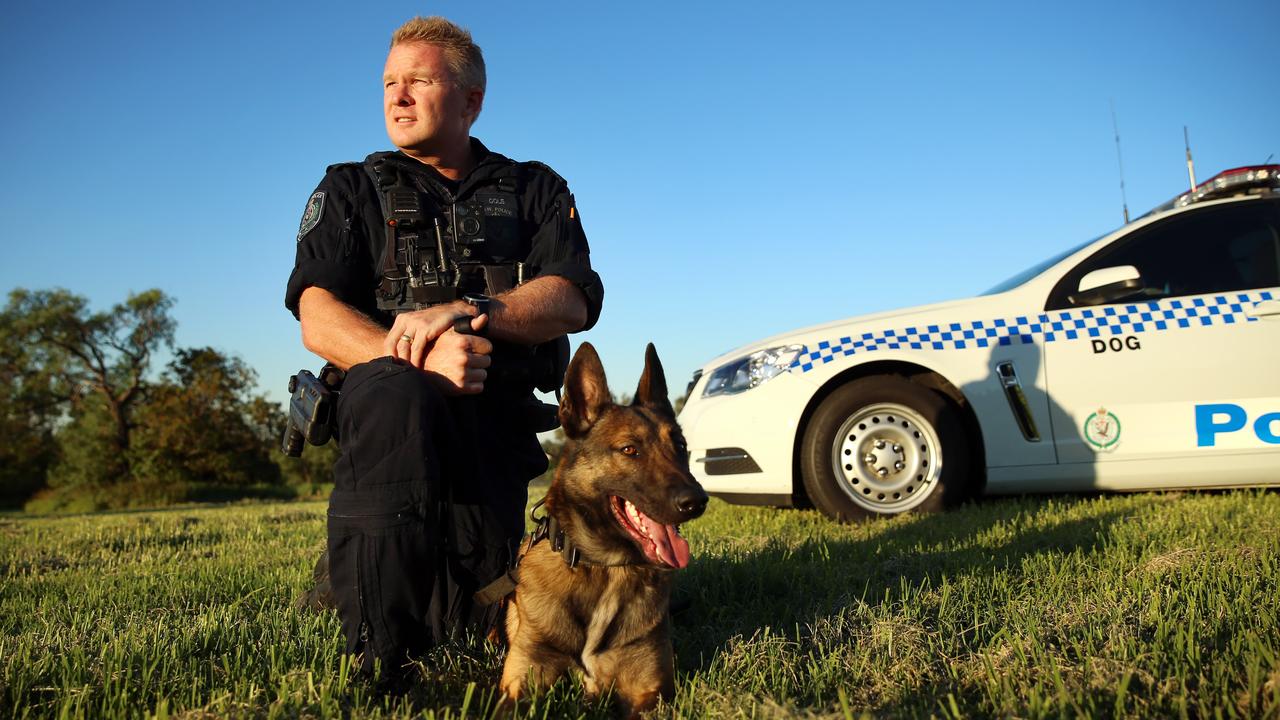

{"left": 388, "top": 85, "right": 412, "bottom": 106}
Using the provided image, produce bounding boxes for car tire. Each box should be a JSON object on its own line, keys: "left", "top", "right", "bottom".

{"left": 800, "top": 375, "right": 972, "bottom": 521}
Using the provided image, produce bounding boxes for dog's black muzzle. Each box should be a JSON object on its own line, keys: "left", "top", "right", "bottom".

{"left": 672, "top": 483, "right": 709, "bottom": 521}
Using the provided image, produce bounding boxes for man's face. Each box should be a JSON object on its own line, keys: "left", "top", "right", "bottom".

{"left": 383, "top": 42, "right": 483, "bottom": 157}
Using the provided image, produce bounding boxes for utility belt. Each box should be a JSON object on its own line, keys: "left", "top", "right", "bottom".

{"left": 280, "top": 351, "right": 564, "bottom": 459}
{"left": 279, "top": 278, "right": 566, "bottom": 460}
{"left": 280, "top": 287, "right": 567, "bottom": 460}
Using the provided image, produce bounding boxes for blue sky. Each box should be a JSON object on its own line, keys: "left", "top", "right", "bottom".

{"left": 1, "top": 0, "right": 1276, "bottom": 404}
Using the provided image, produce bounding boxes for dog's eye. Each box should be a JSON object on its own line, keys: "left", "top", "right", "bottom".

{"left": 620, "top": 445, "right": 639, "bottom": 457}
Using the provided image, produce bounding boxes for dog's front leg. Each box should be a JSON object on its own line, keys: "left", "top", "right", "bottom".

{"left": 500, "top": 643, "right": 574, "bottom": 705}
{"left": 581, "top": 676, "right": 664, "bottom": 720}
{"left": 584, "top": 643, "right": 674, "bottom": 719}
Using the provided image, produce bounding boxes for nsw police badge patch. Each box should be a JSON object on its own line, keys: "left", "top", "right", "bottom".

{"left": 297, "top": 191, "right": 325, "bottom": 241}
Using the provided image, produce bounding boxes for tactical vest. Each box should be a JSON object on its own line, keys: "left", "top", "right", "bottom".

{"left": 362, "top": 152, "right": 568, "bottom": 398}
{"left": 363, "top": 152, "right": 528, "bottom": 313}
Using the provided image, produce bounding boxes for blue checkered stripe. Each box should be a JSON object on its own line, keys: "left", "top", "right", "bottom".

{"left": 793, "top": 290, "right": 1275, "bottom": 372}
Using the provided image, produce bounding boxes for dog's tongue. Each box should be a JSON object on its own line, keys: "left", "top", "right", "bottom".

{"left": 651, "top": 522, "right": 690, "bottom": 569}
{"left": 636, "top": 509, "right": 689, "bottom": 569}
{"left": 622, "top": 499, "right": 692, "bottom": 569}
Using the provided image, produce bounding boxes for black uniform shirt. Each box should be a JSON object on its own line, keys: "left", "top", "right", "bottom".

{"left": 285, "top": 138, "right": 604, "bottom": 330}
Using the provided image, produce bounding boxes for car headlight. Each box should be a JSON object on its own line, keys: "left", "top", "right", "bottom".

{"left": 701, "top": 345, "right": 805, "bottom": 397}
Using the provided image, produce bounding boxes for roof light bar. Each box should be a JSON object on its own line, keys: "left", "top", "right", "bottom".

{"left": 1169, "top": 164, "right": 1280, "bottom": 208}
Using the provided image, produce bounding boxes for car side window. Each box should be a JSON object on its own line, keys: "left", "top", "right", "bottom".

{"left": 1046, "top": 200, "right": 1280, "bottom": 310}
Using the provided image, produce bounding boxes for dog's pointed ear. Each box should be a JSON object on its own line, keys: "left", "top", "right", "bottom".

{"left": 559, "top": 342, "right": 611, "bottom": 437}
{"left": 633, "top": 343, "right": 674, "bottom": 416}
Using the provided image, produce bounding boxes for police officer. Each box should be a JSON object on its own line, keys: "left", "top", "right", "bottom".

{"left": 283, "top": 17, "right": 603, "bottom": 681}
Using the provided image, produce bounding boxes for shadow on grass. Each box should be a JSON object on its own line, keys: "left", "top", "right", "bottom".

{"left": 672, "top": 494, "right": 1139, "bottom": 672}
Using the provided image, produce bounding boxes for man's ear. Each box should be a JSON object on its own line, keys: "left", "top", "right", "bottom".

{"left": 464, "top": 87, "right": 484, "bottom": 124}
{"left": 633, "top": 343, "right": 674, "bottom": 417}
{"left": 559, "top": 342, "right": 611, "bottom": 437}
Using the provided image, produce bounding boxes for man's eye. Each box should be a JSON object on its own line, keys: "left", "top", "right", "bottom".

{"left": 620, "top": 445, "right": 639, "bottom": 457}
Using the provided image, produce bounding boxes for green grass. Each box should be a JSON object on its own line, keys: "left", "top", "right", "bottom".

{"left": 2, "top": 490, "right": 1278, "bottom": 719}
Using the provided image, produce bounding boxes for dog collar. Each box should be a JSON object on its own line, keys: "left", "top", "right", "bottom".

{"left": 471, "top": 496, "right": 669, "bottom": 607}
{"left": 531, "top": 497, "right": 657, "bottom": 570}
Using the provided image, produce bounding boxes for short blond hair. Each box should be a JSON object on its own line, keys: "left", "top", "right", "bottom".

{"left": 391, "top": 16, "right": 486, "bottom": 92}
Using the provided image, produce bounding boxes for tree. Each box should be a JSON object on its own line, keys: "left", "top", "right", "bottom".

{"left": 2, "top": 288, "right": 174, "bottom": 484}
{"left": 539, "top": 427, "right": 566, "bottom": 478}
{"left": 0, "top": 315, "right": 60, "bottom": 505}
{"left": 131, "top": 347, "right": 281, "bottom": 487}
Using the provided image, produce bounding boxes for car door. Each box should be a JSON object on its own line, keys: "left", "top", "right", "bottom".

{"left": 1040, "top": 198, "right": 1280, "bottom": 483}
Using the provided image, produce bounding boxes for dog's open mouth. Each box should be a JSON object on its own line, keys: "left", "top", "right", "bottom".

{"left": 609, "top": 496, "right": 690, "bottom": 569}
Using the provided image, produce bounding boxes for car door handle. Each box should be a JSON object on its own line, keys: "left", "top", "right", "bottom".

{"left": 1247, "top": 299, "right": 1280, "bottom": 319}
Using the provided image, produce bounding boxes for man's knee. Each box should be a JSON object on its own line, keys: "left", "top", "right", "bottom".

{"left": 333, "top": 358, "right": 452, "bottom": 491}
{"left": 340, "top": 358, "right": 446, "bottom": 430}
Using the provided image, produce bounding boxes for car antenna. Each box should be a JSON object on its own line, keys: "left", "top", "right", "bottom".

{"left": 1264, "top": 153, "right": 1275, "bottom": 165}
{"left": 1184, "top": 126, "right": 1198, "bottom": 193}
{"left": 1110, "top": 100, "right": 1130, "bottom": 223}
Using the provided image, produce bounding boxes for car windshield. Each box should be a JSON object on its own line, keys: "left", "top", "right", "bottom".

{"left": 981, "top": 236, "right": 1102, "bottom": 295}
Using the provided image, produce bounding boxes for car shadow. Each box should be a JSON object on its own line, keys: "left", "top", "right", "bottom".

{"left": 673, "top": 493, "right": 1134, "bottom": 673}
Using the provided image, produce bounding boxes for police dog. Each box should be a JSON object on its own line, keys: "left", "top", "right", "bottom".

{"left": 500, "top": 342, "right": 708, "bottom": 717}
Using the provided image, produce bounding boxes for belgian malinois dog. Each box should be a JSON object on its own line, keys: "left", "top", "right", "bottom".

{"left": 500, "top": 342, "right": 708, "bottom": 717}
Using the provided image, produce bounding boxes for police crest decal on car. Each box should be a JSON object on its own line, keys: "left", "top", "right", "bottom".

{"left": 1084, "top": 407, "right": 1121, "bottom": 452}
{"left": 298, "top": 191, "right": 325, "bottom": 241}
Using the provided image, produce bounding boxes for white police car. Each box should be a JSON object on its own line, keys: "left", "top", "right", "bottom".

{"left": 679, "top": 166, "right": 1280, "bottom": 521}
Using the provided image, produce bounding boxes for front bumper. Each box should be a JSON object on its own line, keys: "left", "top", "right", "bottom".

{"left": 678, "top": 369, "right": 815, "bottom": 498}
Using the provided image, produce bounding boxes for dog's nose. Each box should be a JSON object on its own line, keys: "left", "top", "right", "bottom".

{"left": 674, "top": 486, "right": 708, "bottom": 519}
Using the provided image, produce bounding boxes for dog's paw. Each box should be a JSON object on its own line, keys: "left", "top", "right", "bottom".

{"left": 616, "top": 689, "right": 663, "bottom": 720}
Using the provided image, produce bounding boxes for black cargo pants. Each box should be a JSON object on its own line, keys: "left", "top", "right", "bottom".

{"left": 326, "top": 357, "right": 546, "bottom": 676}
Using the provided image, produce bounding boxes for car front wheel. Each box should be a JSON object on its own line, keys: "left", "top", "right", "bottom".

{"left": 800, "top": 375, "right": 972, "bottom": 521}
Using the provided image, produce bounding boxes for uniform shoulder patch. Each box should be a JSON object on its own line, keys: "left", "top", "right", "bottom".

{"left": 297, "top": 191, "right": 325, "bottom": 241}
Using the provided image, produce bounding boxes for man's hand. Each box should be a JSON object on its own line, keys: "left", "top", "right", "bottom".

{"left": 422, "top": 319, "right": 493, "bottom": 395}
{"left": 386, "top": 307, "right": 492, "bottom": 394}
{"left": 384, "top": 302, "right": 480, "bottom": 365}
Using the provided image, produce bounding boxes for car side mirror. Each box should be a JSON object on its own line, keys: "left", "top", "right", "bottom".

{"left": 1068, "top": 265, "right": 1145, "bottom": 306}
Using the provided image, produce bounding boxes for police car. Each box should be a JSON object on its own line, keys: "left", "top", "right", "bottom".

{"left": 679, "top": 166, "right": 1280, "bottom": 521}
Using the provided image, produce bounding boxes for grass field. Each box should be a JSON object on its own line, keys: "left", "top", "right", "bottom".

{"left": 2, "top": 489, "right": 1278, "bottom": 719}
